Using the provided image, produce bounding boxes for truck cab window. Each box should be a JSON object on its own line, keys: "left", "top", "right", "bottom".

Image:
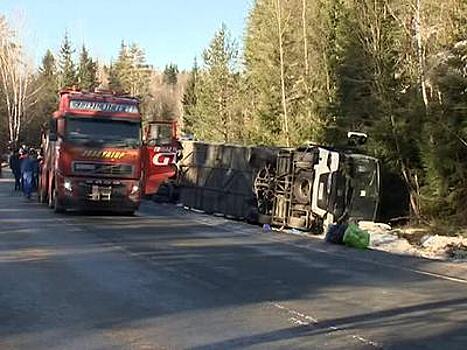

{"left": 147, "top": 124, "right": 172, "bottom": 146}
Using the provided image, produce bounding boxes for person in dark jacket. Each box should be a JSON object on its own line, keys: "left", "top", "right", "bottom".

{"left": 20, "top": 150, "right": 37, "bottom": 199}
{"left": 9, "top": 150, "right": 22, "bottom": 191}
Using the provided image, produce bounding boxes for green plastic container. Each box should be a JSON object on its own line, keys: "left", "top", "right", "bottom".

{"left": 343, "top": 224, "right": 370, "bottom": 249}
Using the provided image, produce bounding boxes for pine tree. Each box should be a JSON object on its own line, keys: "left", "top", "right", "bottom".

{"left": 193, "top": 24, "right": 243, "bottom": 143}
{"left": 245, "top": 0, "right": 330, "bottom": 146}
{"left": 39, "top": 49, "right": 57, "bottom": 80}
{"left": 163, "top": 63, "right": 179, "bottom": 86}
{"left": 22, "top": 50, "right": 59, "bottom": 144}
{"left": 331, "top": 0, "right": 425, "bottom": 217}
{"left": 109, "top": 41, "right": 150, "bottom": 98}
{"left": 77, "top": 45, "right": 99, "bottom": 91}
{"left": 58, "top": 33, "right": 77, "bottom": 88}
{"left": 181, "top": 58, "right": 198, "bottom": 133}
{"left": 108, "top": 41, "right": 132, "bottom": 93}
{"left": 37, "top": 49, "right": 58, "bottom": 104}
{"left": 420, "top": 2, "right": 467, "bottom": 220}
{"left": 128, "top": 42, "right": 151, "bottom": 97}
{"left": 245, "top": 0, "right": 284, "bottom": 144}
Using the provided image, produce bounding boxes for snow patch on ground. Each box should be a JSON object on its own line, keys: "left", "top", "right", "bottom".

{"left": 359, "top": 221, "right": 467, "bottom": 262}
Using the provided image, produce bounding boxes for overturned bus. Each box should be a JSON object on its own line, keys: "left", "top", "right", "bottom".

{"left": 254, "top": 145, "right": 380, "bottom": 233}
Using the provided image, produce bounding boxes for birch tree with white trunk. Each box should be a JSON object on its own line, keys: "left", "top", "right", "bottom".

{"left": 0, "top": 16, "right": 36, "bottom": 146}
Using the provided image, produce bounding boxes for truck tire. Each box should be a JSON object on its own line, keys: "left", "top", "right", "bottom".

{"left": 53, "top": 189, "right": 66, "bottom": 213}
{"left": 48, "top": 188, "right": 54, "bottom": 209}
{"left": 38, "top": 188, "right": 47, "bottom": 204}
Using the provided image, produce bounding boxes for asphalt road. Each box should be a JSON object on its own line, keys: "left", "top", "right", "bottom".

{"left": 0, "top": 172, "right": 466, "bottom": 350}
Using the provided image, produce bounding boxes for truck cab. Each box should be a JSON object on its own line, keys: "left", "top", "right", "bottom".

{"left": 39, "top": 89, "right": 176, "bottom": 214}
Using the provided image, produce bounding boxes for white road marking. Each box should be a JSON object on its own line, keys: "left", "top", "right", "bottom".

{"left": 352, "top": 335, "right": 382, "bottom": 348}
{"left": 273, "top": 302, "right": 318, "bottom": 324}
{"left": 272, "top": 302, "right": 383, "bottom": 349}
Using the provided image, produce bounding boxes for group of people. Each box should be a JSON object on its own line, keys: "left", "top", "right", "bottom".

{"left": 9, "top": 146, "right": 41, "bottom": 199}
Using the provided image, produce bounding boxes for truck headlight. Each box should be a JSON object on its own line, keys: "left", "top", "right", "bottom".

{"left": 131, "top": 185, "right": 140, "bottom": 195}
{"left": 64, "top": 179, "right": 72, "bottom": 191}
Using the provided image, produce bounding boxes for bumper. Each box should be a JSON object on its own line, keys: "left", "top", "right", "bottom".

{"left": 61, "top": 196, "right": 140, "bottom": 212}
{"left": 56, "top": 175, "right": 141, "bottom": 212}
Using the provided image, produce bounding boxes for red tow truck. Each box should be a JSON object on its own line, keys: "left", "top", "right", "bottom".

{"left": 38, "top": 89, "right": 178, "bottom": 214}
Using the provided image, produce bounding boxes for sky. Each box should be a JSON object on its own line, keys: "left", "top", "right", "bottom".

{"left": 0, "top": 0, "right": 252, "bottom": 70}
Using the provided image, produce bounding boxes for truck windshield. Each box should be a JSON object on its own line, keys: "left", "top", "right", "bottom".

{"left": 65, "top": 116, "right": 141, "bottom": 148}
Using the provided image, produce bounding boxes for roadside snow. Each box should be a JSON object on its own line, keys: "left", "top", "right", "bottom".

{"left": 359, "top": 221, "right": 467, "bottom": 262}
{"left": 421, "top": 235, "right": 467, "bottom": 260}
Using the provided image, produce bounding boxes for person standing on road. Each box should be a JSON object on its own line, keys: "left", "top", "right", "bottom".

{"left": 31, "top": 149, "right": 39, "bottom": 192}
{"left": 20, "top": 149, "right": 36, "bottom": 199}
{"left": 19, "top": 147, "right": 28, "bottom": 190}
{"left": 35, "top": 148, "right": 43, "bottom": 191}
{"left": 9, "top": 150, "right": 22, "bottom": 191}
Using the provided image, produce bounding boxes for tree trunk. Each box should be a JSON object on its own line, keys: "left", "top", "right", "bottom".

{"left": 414, "top": 0, "right": 429, "bottom": 111}
{"left": 275, "top": 0, "right": 290, "bottom": 147}
{"left": 302, "top": 0, "right": 309, "bottom": 79}
{"left": 0, "top": 21, "right": 33, "bottom": 146}
{"left": 390, "top": 115, "right": 421, "bottom": 220}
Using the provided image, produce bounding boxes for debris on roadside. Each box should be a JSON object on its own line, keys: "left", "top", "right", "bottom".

{"left": 343, "top": 224, "right": 370, "bottom": 250}
{"left": 446, "top": 243, "right": 467, "bottom": 260}
{"left": 325, "top": 224, "right": 347, "bottom": 245}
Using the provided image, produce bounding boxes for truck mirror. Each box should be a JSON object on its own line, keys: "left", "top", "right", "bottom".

{"left": 49, "top": 132, "right": 57, "bottom": 141}
{"left": 49, "top": 118, "right": 58, "bottom": 141}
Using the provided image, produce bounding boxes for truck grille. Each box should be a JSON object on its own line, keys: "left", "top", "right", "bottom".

{"left": 73, "top": 162, "right": 134, "bottom": 177}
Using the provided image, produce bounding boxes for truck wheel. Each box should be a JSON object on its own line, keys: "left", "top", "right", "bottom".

{"left": 53, "top": 189, "right": 65, "bottom": 213}
{"left": 38, "top": 189, "right": 47, "bottom": 204}
{"left": 48, "top": 188, "right": 54, "bottom": 209}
